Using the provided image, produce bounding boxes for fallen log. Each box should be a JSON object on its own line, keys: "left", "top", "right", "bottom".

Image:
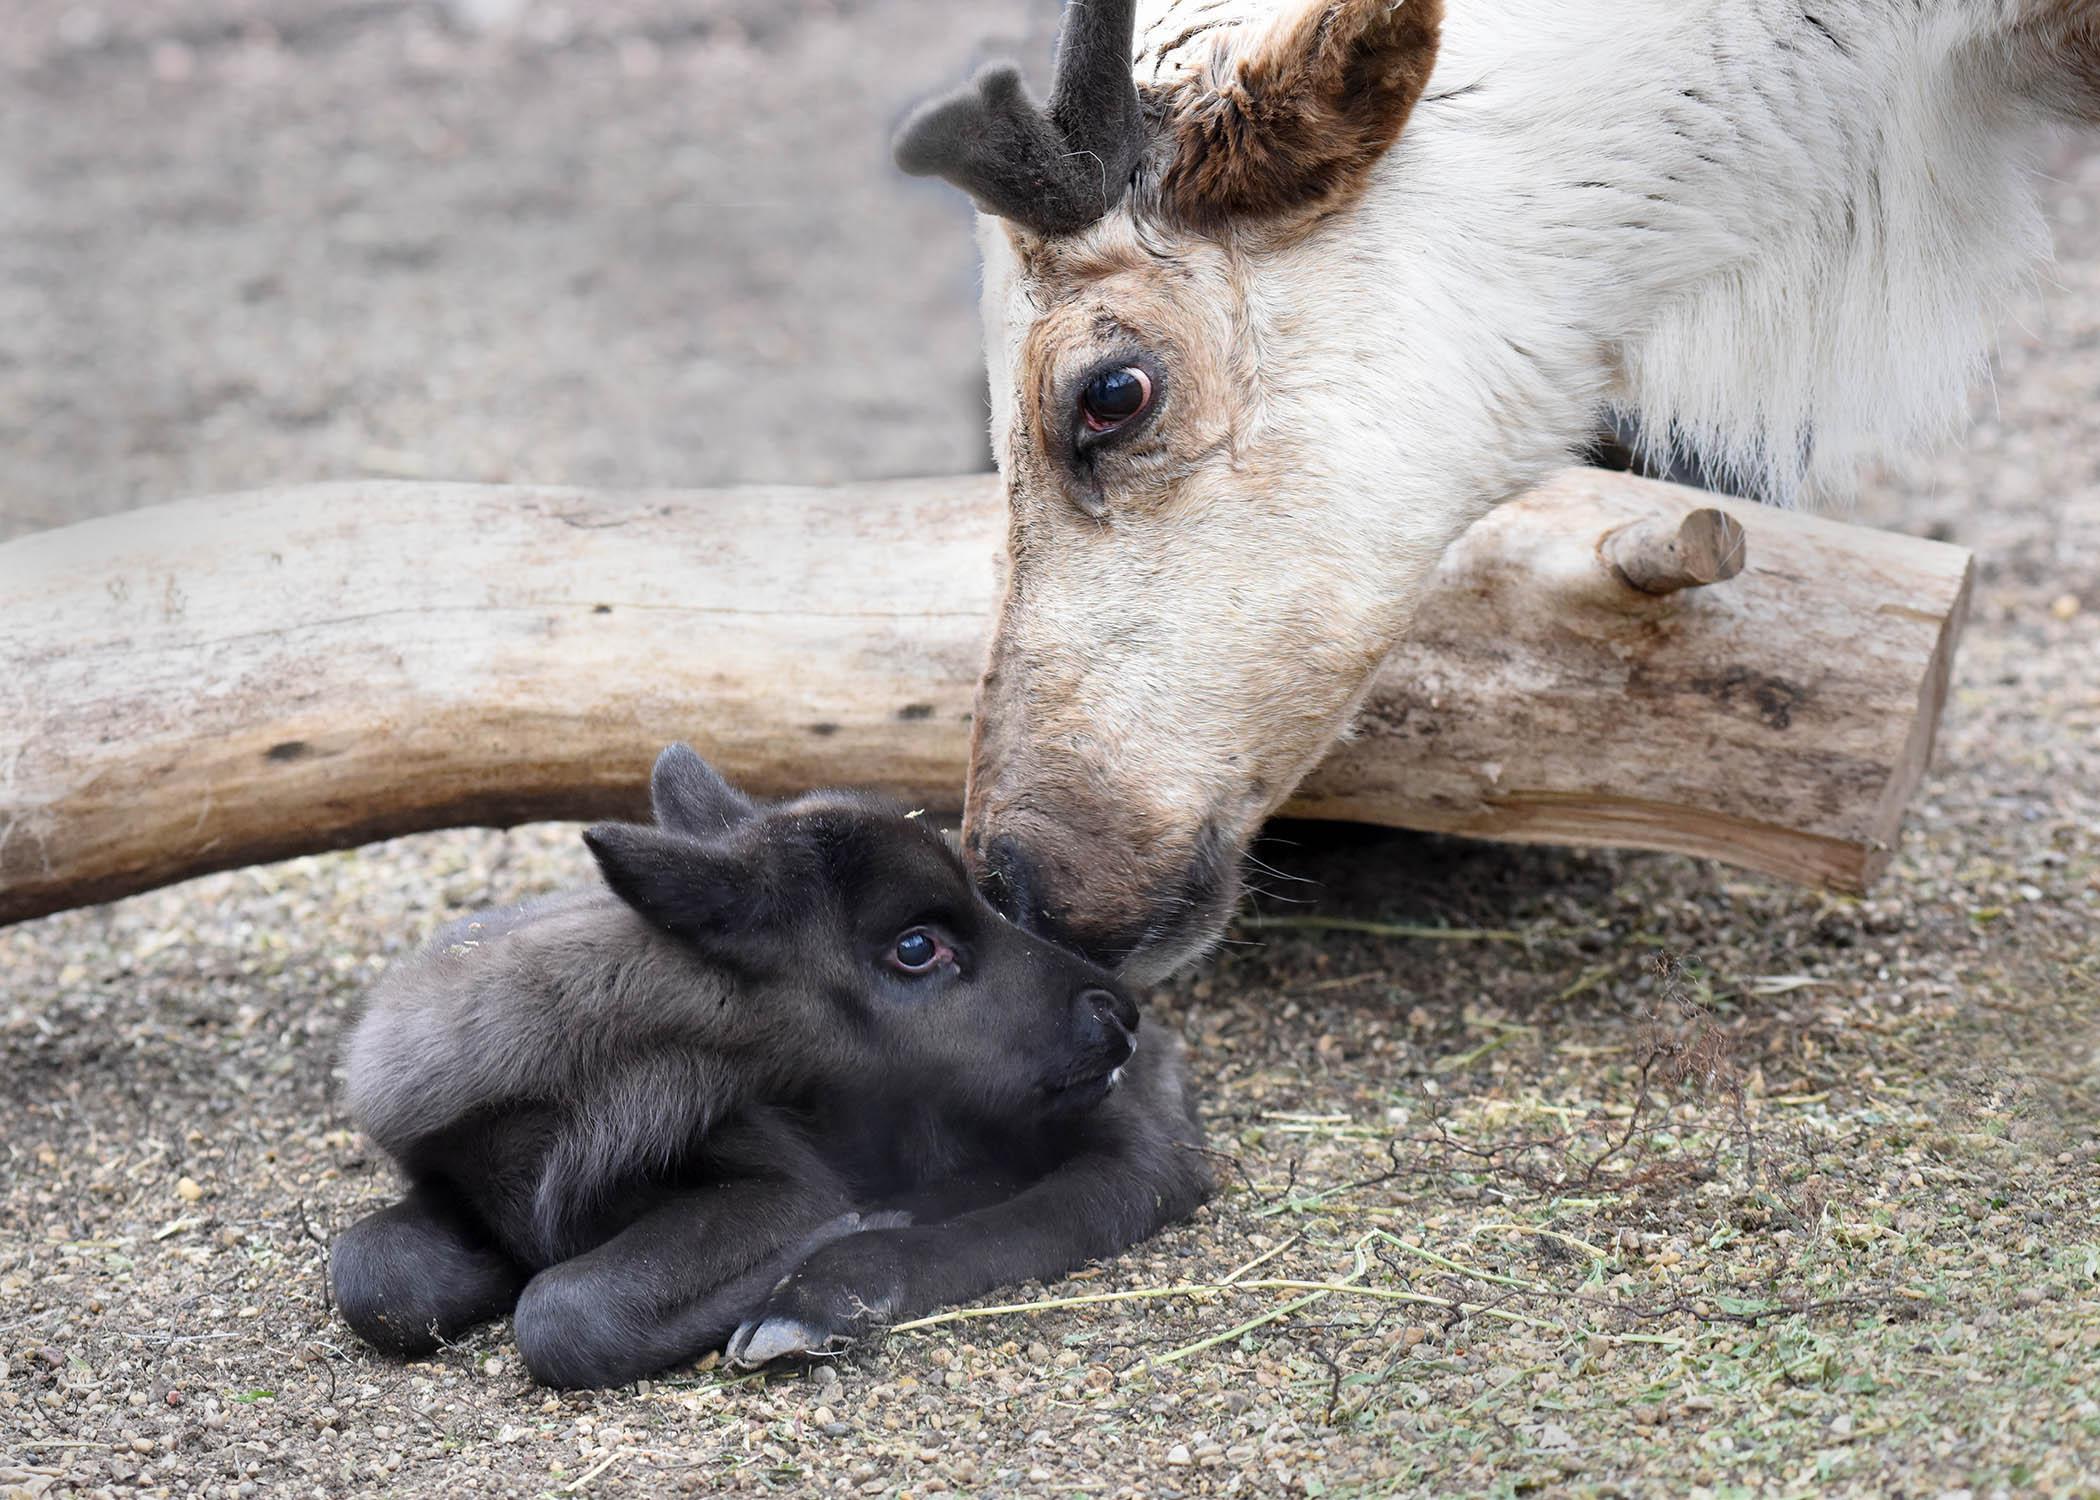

{"left": 0, "top": 470, "right": 1971, "bottom": 925}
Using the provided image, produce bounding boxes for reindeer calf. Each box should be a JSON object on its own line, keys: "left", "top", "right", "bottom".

{"left": 331, "top": 745, "right": 1208, "bottom": 1387}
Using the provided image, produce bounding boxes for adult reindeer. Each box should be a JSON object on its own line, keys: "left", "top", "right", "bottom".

{"left": 896, "top": 0, "right": 2098, "bottom": 982}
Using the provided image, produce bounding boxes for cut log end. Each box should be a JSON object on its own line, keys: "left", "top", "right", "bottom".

{"left": 1607, "top": 508, "right": 1749, "bottom": 596}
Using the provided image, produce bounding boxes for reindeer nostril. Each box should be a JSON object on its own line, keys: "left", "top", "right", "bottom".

{"left": 980, "top": 835, "right": 1040, "bottom": 929}
{"left": 1081, "top": 987, "right": 1139, "bottom": 1035}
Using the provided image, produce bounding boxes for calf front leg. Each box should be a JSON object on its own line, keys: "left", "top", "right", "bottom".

{"left": 727, "top": 1041, "right": 1213, "bottom": 1365}
{"left": 508, "top": 1110, "right": 855, "bottom": 1387}
{"left": 332, "top": 1185, "right": 528, "bottom": 1358}
{"left": 511, "top": 1172, "right": 854, "bottom": 1387}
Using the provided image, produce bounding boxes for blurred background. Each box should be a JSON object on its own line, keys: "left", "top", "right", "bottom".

{"left": 3, "top": 6, "right": 2096, "bottom": 1492}
{"left": 0, "top": 0, "right": 1071, "bottom": 541}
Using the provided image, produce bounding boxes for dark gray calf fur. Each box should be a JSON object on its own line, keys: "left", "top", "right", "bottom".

{"left": 332, "top": 745, "right": 1211, "bottom": 1387}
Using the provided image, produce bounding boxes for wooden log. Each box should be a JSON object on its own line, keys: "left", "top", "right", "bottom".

{"left": 0, "top": 470, "right": 1971, "bottom": 925}
{"left": 1297, "top": 470, "right": 1972, "bottom": 890}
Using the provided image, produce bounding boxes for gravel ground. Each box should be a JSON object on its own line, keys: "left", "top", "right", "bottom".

{"left": 2, "top": 4, "right": 2097, "bottom": 1498}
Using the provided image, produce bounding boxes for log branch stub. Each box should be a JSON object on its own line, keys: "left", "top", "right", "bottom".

{"left": 1605, "top": 507, "right": 1750, "bottom": 595}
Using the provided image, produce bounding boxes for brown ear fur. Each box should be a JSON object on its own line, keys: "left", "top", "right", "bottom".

{"left": 1157, "top": 0, "right": 1444, "bottom": 230}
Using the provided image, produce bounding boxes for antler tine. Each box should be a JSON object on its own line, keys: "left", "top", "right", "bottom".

{"left": 1047, "top": 0, "right": 1143, "bottom": 175}
{"left": 893, "top": 0, "right": 1145, "bottom": 237}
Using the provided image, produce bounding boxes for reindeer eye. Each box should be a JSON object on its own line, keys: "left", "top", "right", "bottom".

{"left": 1079, "top": 366, "right": 1152, "bottom": 432}
{"left": 886, "top": 927, "right": 950, "bottom": 975}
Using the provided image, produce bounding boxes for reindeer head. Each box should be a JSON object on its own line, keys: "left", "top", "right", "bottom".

{"left": 901, "top": 0, "right": 1512, "bottom": 982}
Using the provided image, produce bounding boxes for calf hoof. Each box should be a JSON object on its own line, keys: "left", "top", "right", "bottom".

{"left": 725, "top": 1222, "right": 915, "bottom": 1369}
{"left": 727, "top": 1307, "right": 855, "bottom": 1368}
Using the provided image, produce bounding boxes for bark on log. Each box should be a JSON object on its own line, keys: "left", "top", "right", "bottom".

{"left": 0, "top": 469, "right": 1971, "bottom": 925}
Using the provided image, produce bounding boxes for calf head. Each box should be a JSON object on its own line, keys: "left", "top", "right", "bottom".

{"left": 898, "top": 0, "right": 1479, "bottom": 981}
{"left": 584, "top": 746, "right": 1138, "bottom": 1118}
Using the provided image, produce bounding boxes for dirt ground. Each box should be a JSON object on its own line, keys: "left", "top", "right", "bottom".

{"left": 2, "top": 3, "right": 2096, "bottom": 1498}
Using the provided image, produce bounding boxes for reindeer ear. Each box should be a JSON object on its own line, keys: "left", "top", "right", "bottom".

{"left": 583, "top": 823, "right": 763, "bottom": 945}
{"left": 1159, "top": 0, "right": 1443, "bottom": 229}
{"left": 650, "top": 743, "right": 755, "bottom": 837}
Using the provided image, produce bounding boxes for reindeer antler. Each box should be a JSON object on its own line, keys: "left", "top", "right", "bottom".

{"left": 893, "top": 0, "right": 1145, "bottom": 237}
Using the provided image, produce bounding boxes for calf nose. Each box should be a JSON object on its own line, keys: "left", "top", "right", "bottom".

{"left": 1080, "top": 986, "right": 1139, "bottom": 1036}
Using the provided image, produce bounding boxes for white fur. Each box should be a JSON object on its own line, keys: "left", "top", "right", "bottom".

{"left": 960, "top": 0, "right": 2089, "bottom": 977}
{"left": 1132, "top": 0, "right": 2070, "bottom": 506}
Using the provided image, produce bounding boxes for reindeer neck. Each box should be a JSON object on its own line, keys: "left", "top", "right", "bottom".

{"left": 1334, "top": 0, "right": 2052, "bottom": 502}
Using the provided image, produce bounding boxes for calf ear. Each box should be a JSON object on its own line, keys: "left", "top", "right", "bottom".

{"left": 583, "top": 823, "right": 761, "bottom": 943}
{"left": 1158, "top": 0, "right": 1443, "bottom": 229}
{"left": 650, "top": 743, "right": 755, "bottom": 837}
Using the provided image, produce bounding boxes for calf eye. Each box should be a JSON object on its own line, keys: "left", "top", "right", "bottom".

{"left": 1079, "top": 366, "right": 1153, "bottom": 433}
{"left": 886, "top": 927, "right": 951, "bottom": 975}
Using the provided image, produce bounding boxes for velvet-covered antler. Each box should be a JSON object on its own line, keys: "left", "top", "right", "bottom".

{"left": 893, "top": 0, "right": 1145, "bottom": 237}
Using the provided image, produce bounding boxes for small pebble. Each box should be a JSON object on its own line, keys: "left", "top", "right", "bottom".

{"left": 481, "top": 1357, "right": 504, "bottom": 1378}
{"left": 1165, "top": 1444, "right": 1192, "bottom": 1467}
{"left": 174, "top": 1177, "right": 204, "bottom": 1203}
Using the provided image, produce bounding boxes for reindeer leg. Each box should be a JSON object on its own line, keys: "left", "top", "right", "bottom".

{"left": 509, "top": 1112, "right": 852, "bottom": 1388}
{"left": 332, "top": 1184, "right": 528, "bottom": 1358}
{"left": 633, "top": 1172, "right": 1029, "bottom": 1367}
{"left": 726, "top": 1043, "right": 1213, "bottom": 1366}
